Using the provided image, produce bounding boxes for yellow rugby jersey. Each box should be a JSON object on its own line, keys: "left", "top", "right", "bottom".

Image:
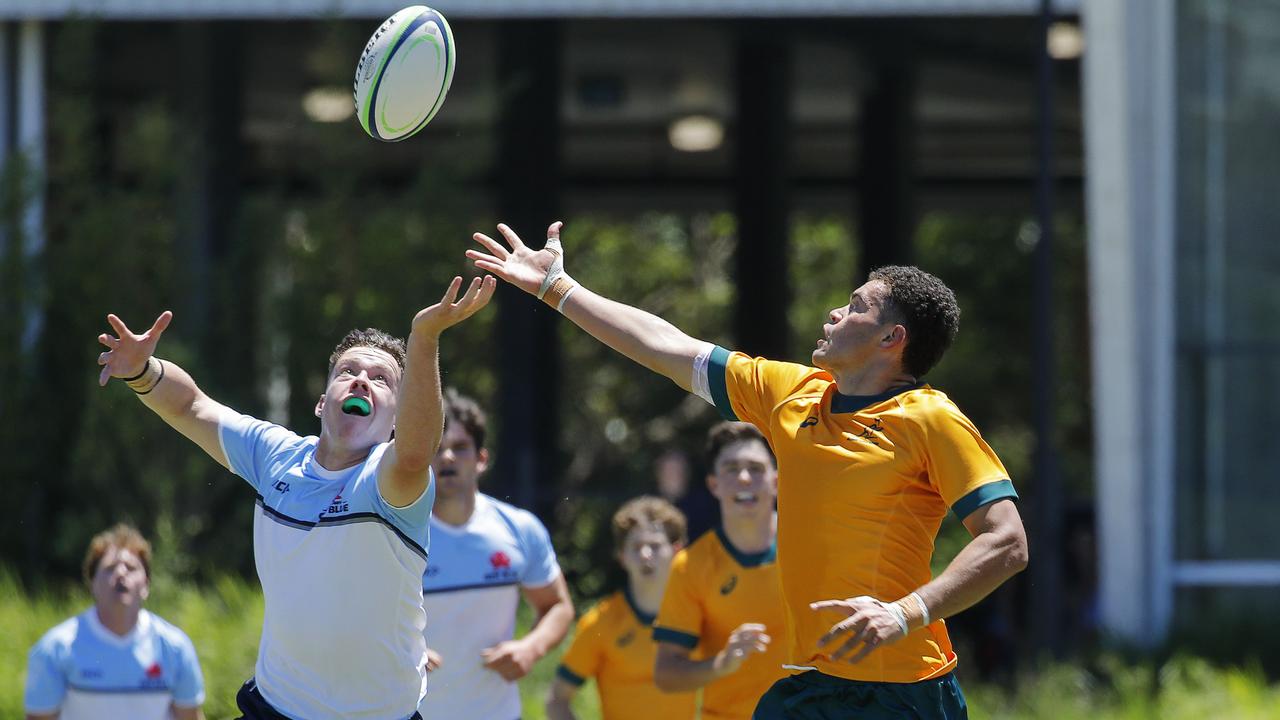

{"left": 705, "top": 346, "right": 1017, "bottom": 684}
{"left": 557, "top": 590, "right": 697, "bottom": 720}
{"left": 653, "top": 526, "right": 789, "bottom": 720}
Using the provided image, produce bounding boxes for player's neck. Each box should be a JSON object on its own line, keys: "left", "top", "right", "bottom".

{"left": 95, "top": 603, "right": 140, "bottom": 638}
{"left": 721, "top": 510, "right": 776, "bottom": 556}
{"left": 433, "top": 489, "right": 478, "bottom": 527}
{"left": 314, "top": 437, "right": 373, "bottom": 472}
{"left": 628, "top": 577, "right": 666, "bottom": 617}
{"left": 830, "top": 361, "right": 917, "bottom": 397}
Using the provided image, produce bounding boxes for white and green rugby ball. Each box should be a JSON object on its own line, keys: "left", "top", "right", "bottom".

{"left": 353, "top": 5, "right": 455, "bottom": 142}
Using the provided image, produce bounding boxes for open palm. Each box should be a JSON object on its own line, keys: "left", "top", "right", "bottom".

{"left": 467, "top": 222, "right": 564, "bottom": 296}
{"left": 412, "top": 275, "right": 497, "bottom": 337}
{"left": 97, "top": 311, "right": 172, "bottom": 386}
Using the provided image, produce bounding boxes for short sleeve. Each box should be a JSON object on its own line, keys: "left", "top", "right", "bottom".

{"left": 557, "top": 605, "right": 606, "bottom": 685}
{"left": 918, "top": 400, "right": 1018, "bottom": 521}
{"left": 516, "top": 511, "right": 560, "bottom": 588}
{"left": 23, "top": 635, "right": 67, "bottom": 714}
{"left": 652, "top": 549, "right": 702, "bottom": 650}
{"left": 219, "top": 413, "right": 305, "bottom": 494}
{"left": 367, "top": 446, "right": 435, "bottom": 529}
{"left": 170, "top": 631, "right": 206, "bottom": 707}
{"left": 708, "top": 347, "right": 821, "bottom": 443}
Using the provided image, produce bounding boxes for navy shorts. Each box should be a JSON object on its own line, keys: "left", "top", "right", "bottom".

{"left": 752, "top": 670, "right": 967, "bottom": 719}
{"left": 235, "top": 678, "right": 424, "bottom": 720}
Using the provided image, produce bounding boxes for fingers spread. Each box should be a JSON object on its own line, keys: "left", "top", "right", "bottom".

{"left": 98, "top": 333, "right": 119, "bottom": 349}
{"left": 496, "top": 223, "right": 526, "bottom": 250}
{"left": 106, "top": 313, "right": 131, "bottom": 337}
{"left": 473, "top": 233, "right": 510, "bottom": 259}
{"left": 148, "top": 310, "right": 173, "bottom": 338}
{"left": 98, "top": 366, "right": 111, "bottom": 387}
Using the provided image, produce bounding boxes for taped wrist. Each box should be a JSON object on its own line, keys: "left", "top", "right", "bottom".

{"left": 537, "top": 237, "right": 578, "bottom": 312}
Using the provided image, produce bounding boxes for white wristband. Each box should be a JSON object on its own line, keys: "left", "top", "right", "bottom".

{"left": 884, "top": 601, "right": 908, "bottom": 637}
{"left": 910, "top": 592, "right": 931, "bottom": 626}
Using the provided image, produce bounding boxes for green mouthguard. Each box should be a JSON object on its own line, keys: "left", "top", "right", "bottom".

{"left": 342, "top": 397, "right": 372, "bottom": 416}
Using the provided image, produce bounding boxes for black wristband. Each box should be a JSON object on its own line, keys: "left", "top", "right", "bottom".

{"left": 133, "top": 359, "right": 165, "bottom": 395}
{"left": 120, "top": 359, "right": 153, "bottom": 383}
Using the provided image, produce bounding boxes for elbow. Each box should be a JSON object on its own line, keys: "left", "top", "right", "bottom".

{"left": 1005, "top": 531, "right": 1030, "bottom": 575}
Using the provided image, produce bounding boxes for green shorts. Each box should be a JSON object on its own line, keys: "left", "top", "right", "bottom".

{"left": 752, "top": 670, "right": 967, "bottom": 719}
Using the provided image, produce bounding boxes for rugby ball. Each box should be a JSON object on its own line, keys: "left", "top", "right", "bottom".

{"left": 354, "top": 6, "right": 456, "bottom": 142}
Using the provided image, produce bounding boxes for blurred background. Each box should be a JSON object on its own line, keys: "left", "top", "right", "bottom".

{"left": 1, "top": 0, "right": 1278, "bottom": 717}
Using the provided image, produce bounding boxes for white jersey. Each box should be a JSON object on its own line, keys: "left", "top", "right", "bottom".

{"left": 221, "top": 413, "right": 434, "bottom": 720}
{"left": 419, "top": 493, "right": 561, "bottom": 720}
{"left": 24, "top": 608, "right": 204, "bottom": 720}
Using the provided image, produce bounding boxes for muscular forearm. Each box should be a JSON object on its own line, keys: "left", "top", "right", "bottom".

{"left": 392, "top": 333, "right": 444, "bottom": 468}
{"left": 901, "top": 526, "right": 1028, "bottom": 629}
{"left": 523, "top": 599, "right": 574, "bottom": 658}
{"left": 134, "top": 359, "right": 230, "bottom": 468}
{"left": 559, "top": 287, "right": 706, "bottom": 392}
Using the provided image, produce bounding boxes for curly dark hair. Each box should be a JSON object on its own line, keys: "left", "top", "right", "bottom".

{"left": 327, "top": 328, "right": 407, "bottom": 379}
{"left": 443, "top": 386, "right": 488, "bottom": 450}
{"left": 869, "top": 266, "right": 960, "bottom": 378}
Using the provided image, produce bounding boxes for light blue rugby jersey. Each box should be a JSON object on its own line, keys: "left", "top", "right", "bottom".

{"left": 24, "top": 608, "right": 203, "bottom": 720}
{"left": 220, "top": 413, "right": 434, "bottom": 720}
{"left": 419, "top": 492, "right": 560, "bottom": 720}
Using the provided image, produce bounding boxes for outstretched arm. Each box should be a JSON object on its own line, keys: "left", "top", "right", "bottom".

{"left": 468, "top": 222, "right": 710, "bottom": 393}
{"left": 96, "top": 312, "right": 232, "bottom": 469}
{"left": 378, "top": 275, "right": 496, "bottom": 507}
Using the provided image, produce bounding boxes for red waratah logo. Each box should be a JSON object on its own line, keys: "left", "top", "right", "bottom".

{"left": 145, "top": 662, "right": 162, "bottom": 679}
{"left": 490, "top": 551, "right": 511, "bottom": 569}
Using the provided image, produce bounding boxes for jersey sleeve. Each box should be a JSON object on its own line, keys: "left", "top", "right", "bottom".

{"left": 367, "top": 444, "right": 435, "bottom": 530}
{"left": 23, "top": 633, "right": 67, "bottom": 714}
{"left": 918, "top": 400, "right": 1018, "bottom": 521}
{"left": 219, "top": 413, "right": 304, "bottom": 494}
{"left": 169, "top": 630, "right": 206, "bottom": 708}
{"left": 652, "top": 549, "right": 703, "bottom": 650}
{"left": 706, "top": 347, "right": 820, "bottom": 443}
{"left": 556, "top": 604, "right": 605, "bottom": 687}
{"left": 516, "top": 511, "right": 561, "bottom": 588}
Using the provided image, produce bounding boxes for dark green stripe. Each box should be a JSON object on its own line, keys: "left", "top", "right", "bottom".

{"left": 715, "top": 524, "right": 776, "bottom": 568}
{"left": 623, "top": 587, "right": 657, "bottom": 626}
{"left": 653, "top": 626, "right": 700, "bottom": 649}
{"left": 829, "top": 382, "right": 923, "bottom": 414}
{"left": 556, "top": 664, "right": 586, "bottom": 686}
{"left": 708, "top": 345, "right": 738, "bottom": 421}
{"left": 951, "top": 479, "right": 1018, "bottom": 521}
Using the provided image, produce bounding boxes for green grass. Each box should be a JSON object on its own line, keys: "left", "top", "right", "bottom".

{"left": 4, "top": 570, "right": 1279, "bottom": 719}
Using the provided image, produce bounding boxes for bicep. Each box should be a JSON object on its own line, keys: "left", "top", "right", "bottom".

{"left": 377, "top": 441, "right": 432, "bottom": 508}
{"left": 961, "top": 498, "right": 1026, "bottom": 542}
{"left": 549, "top": 677, "right": 580, "bottom": 703}
{"left": 170, "top": 394, "right": 234, "bottom": 470}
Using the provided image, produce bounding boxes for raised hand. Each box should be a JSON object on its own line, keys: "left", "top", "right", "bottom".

{"left": 411, "top": 275, "right": 497, "bottom": 338}
{"left": 467, "top": 221, "right": 565, "bottom": 297}
{"left": 810, "top": 596, "right": 908, "bottom": 665}
{"left": 97, "top": 311, "right": 173, "bottom": 387}
{"left": 713, "top": 623, "right": 771, "bottom": 677}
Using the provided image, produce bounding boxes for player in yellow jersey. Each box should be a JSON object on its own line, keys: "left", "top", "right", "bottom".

{"left": 653, "top": 421, "right": 788, "bottom": 719}
{"left": 471, "top": 222, "right": 1029, "bottom": 719}
{"left": 547, "top": 497, "right": 697, "bottom": 720}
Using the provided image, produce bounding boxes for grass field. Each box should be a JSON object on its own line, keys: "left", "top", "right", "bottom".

{"left": 4, "top": 570, "right": 1278, "bottom": 719}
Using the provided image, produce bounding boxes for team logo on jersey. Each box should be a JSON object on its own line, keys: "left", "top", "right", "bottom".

{"left": 273, "top": 480, "right": 291, "bottom": 494}
{"left": 145, "top": 662, "right": 163, "bottom": 679}
{"left": 80, "top": 667, "right": 104, "bottom": 679}
{"left": 800, "top": 416, "right": 819, "bottom": 429}
{"left": 140, "top": 661, "right": 166, "bottom": 688}
{"left": 720, "top": 574, "right": 738, "bottom": 595}
{"left": 490, "top": 551, "right": 512, "bottom": 569}
{"left": 326, "top": 490, "right": 349, "bottom": 515}
{"left": 616, "top": 630, "right": 636, "bottom": 648}
{"left": 844, "top": 417, "right": 885, "bottom": 446}
{"left": 484, "top": 550, "right": 519, "bottom": 582}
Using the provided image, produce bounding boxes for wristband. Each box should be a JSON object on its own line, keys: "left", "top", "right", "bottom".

{"left": 128, "top": 357, "right": 165, "bottom": 395}
{"left": 120, "top": 360, "right": 153, "bottom": 383}
{"left": 884, "top": 600, "right": 908, "bottom": 637}
{"left": 910, "top": 592, "right": 932, "bottom": 626}
{"left": 536, "top": 236, "right": 566, "bottom": 301}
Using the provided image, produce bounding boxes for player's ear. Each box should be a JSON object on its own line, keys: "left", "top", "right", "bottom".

{"left": 706, "top": 473, "right": 719, "bottom": 495}
{"left": 476, "top": 447, "right": 491, "bottom": 473}
{"left": 315, "top": 395, "right": 325, "bottom": 418}
{"left": 881, "top": 324, "right": 906, "bottom": 348}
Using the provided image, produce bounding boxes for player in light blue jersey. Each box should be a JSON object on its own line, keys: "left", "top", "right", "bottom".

{"left": 95, "top": 275, "right": 495, "bottom": 720}
{"left": 25, "top": 524, "right": 204, "bottom": 720}
{"left": 418, "top": 388, "right": 574, "bottom": 720}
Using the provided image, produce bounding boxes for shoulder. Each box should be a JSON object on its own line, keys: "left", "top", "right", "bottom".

{"left": 676, "top": 530, "right": 721, "bottom": 571}
{"left": 144, "top": 611, "right": 198, "bottom": 654}
{"left": 894, "top": 386, "right": 970, "bottom": 426}
{"left": 577, "top": 593, "right": 621, "bottom": 632}
{"left": 30, "top": 613, "right": 82, "bottom": 657}
{"left": 482, "top": 494, "right": 551, "bottom": 538}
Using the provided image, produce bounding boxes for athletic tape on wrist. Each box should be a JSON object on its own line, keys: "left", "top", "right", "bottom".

{"left": 536, "top": 237, "right": 565, "bottom": 300}
{"left": 885, "top": 601, "right": 908, "bottom": 637}
{"left": 910, "top": 592, "right": 931, "bottom": 626}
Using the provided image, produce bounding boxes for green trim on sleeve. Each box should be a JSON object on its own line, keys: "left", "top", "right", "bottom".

{"left": 708, "top": 345, "right": 738, "bottom": 421}
{"left": 653, "top": 626, "right": 700, "bottom": 649}
{"left": 556, "top": 664, "right": 587, "bottom": 686}
{"left": 951, "top": 479, "right": 1019, "bottom": 522}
